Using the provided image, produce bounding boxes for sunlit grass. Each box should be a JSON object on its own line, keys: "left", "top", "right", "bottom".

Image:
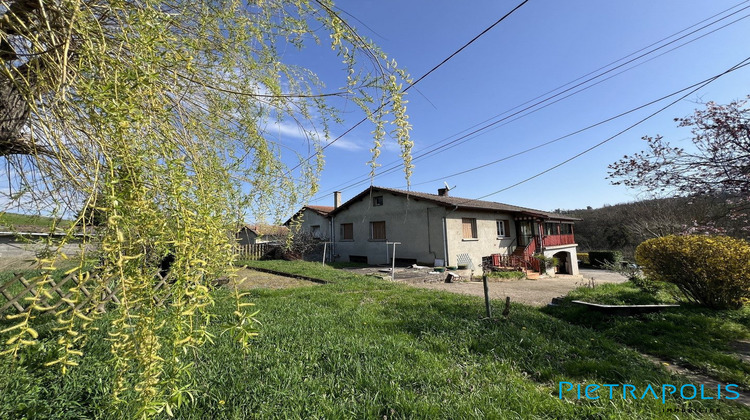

{"left": 545, "top": 281, "right": 750, "bottom": 387}
{"left": 1, "top": 263, "right": 747, "bottom": 418}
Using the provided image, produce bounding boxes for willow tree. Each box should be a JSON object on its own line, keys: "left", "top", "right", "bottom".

{"left": 0, "top": 0, "right": 411, "bottom": 416}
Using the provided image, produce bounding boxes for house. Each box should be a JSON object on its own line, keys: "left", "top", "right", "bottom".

{"left": 283, "top": 194, "right": 340, "bottom": 240}
{"left": 236, "top": 224, "right": 289, "bottom": 246}
{"left": 325, "top": 186, "right": 580, "bottom": 275}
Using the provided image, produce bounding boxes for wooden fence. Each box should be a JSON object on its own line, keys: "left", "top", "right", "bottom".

{"left": 0, "top": 271, "right": 173, "bottom": 316}
{"left": 236, "top": 243, "right": 272, "bottom": 260}
{"left": 490, "top": 252, "right": 541, "bottom": 273}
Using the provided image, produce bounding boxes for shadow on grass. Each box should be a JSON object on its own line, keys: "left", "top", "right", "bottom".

{"left": 543, "top": 282, "right": 750, "bottom": 388}
{"left": 374, "top": 285, "right": 675, "bottom": 386}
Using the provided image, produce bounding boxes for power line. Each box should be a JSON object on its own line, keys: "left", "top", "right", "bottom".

{"left": 284, "top": 0, "right": 531, "bottom": 175}
{"left": 458, "top": 56, "right": 750, "bottom": 205}
{"left": 308, "top": 3, "right": 750, "bottom": 202}
{"left": 406, "top": 60, "right": 750, "bottom": 188}
{"left": 320, "top": 57, "right": 750, "bottom": 199}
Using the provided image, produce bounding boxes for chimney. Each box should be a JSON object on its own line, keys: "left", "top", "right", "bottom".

{"left": 438, "top": 188, "right": 449, "bottom": 197}
{"left": 334, "top": 191, "right": 342, "bottom": 208}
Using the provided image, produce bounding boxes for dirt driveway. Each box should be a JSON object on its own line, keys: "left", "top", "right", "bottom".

{"left": 345, "top": 267, "right": 627, "bottom": 307}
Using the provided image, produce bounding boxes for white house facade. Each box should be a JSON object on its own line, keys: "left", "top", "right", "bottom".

{"left": 326, "top": 186, "right": 579, "bottom": 275}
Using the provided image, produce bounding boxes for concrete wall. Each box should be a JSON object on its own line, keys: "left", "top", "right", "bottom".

{"left": 541, "top": 244, "right": 579, "bottom": 276}
{"left": 443, "top": 210, "right": 517, "bottom": 269}
{"left": 294, "top": 209, "right": 332, "bottom": 240}
{"left": 332, "top": 191, "right": 521, "bottom": 267}
{"left": 236, "top": 228, "right": 258, "bottom": 246}
{"left": 330, "top": 189, "right": 576, "bottom": 271}
{"left": 333, "top": 190, "right": 445, "bottom": 265}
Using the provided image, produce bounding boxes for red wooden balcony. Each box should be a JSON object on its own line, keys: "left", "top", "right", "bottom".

{"left": 543, "top": 234, "right": 575, "bottom": 247}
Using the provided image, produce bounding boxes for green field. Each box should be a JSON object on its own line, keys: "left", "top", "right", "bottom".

{"left": 1, "top": 261, "right": 748, "bottom": 419}
{"left": 0, "top": 212, "right": 71, "bottom": 230}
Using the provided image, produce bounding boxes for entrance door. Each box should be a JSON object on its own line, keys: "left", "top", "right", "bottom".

{"left": 518, "top": 221, "right": 534, "bottom": 247}
{"left": 553, "top": 251, "right": 569, "bottom": 274}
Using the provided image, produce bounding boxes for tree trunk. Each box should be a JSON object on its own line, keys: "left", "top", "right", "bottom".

{"left": 0, "top": 74, "right": 32, "bottom": 156}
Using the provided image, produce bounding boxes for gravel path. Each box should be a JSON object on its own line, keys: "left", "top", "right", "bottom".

{"left": 231, "top": 265, "right": 628, "bottom": 306}
{"left": 382, "top": 267, "right": 628, "bottom": 307}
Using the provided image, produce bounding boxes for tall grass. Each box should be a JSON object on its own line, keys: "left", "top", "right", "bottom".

{"left": 0, "top": 262, "right": 747, "bottom": 418}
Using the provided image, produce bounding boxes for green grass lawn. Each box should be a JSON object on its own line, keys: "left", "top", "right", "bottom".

{"left": 544, "top": 281, "right": 750, "bottom": 388}
{"left": 0, "top": 212, "right": 71, "bottom": 230}
{"left": 1, "top": 262, "right": 748, "bottom": 419}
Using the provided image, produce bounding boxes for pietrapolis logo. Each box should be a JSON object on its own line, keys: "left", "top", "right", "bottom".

{"left": 558, "top": 382, "right": 740, "bottom": 404}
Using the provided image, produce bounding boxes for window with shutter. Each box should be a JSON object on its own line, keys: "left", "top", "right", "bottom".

{"left": 370, "top": 221, "right": 386, "bottom": 240}
{"left": 462, "top": 218, "right": 477, "bottom": 239}
{"left": 340, "top": 223, "right": 353, "bottom": 240}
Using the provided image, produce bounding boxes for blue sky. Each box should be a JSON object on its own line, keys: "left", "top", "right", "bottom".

{"left": 275, "top": 0, "right": 750, "bottom": 217}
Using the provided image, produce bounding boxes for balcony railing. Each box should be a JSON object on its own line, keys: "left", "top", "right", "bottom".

{"left": 543, "top": 234, "right": 575, "bottom": 247}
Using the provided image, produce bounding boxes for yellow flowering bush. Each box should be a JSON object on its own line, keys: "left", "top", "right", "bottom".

{"left": 635, "top": 235, "right": 750, "bottom": 309}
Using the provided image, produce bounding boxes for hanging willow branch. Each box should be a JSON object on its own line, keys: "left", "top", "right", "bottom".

{"left": 0, "top": 0, "right": 411, "bottom": 416}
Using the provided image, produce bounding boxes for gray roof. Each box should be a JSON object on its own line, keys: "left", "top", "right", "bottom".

{"left": 284, "top": 205, "right": 336, "bottom": 226}
{"left": 329, "top": 186, "right": 580, "bottom": 221}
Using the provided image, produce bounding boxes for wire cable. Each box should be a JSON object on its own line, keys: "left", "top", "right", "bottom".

{"left": 284, "top": 0, "right": 531, "bottom": 175}
{"left": 460, "top": 56, "right": 750, "bottom": 204}
{"left": 308, "top": 3, "right": 750, "bottom": 202}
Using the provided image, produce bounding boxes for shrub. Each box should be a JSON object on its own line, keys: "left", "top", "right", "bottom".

{"left": 599, "top": 260, "right": 659, "bottom": 294}
{"left": 588, "top": 251, "right": 622, "bottom": 267}
{"left": 635, "top": 235, "right": 750, "bottom": 309}
{"left": 486, "top": 270, "right": 525, "bottom": 280}
{"left": 533, "top": 254, "right": 559, "bottom": 273}
{"left": 577, "top": 252, "right": 590, "bottom": 265}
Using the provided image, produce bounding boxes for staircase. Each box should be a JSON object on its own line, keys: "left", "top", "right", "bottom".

{"left": 490, "top": 241, "right": 541, "bottom": 277}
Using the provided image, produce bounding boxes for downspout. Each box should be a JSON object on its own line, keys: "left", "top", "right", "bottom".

{"left": 442, "top": 215, "right": 449, "bottom": 266}
{"left": 442, "top": 205, "right": 459, "bottom": 266}
{"left": 330, "top": 215, "right": 335, "bottom": 262}
{"left": 426, "top": 207, "right": 436, "bottom": 260}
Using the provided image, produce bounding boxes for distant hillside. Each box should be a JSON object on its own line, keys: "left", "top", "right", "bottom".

{"left": 562, "top": 195, "right": 739, "bottom": 259}
{"left": 0, "top": 212, "right": 72, "bottom": 232}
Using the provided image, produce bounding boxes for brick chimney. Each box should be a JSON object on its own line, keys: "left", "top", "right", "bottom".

{"left": 438, "top": 188, "right": 449, "bottom": 197}
{"left": 334, "top": 191, "right": 342, "bottom": 208}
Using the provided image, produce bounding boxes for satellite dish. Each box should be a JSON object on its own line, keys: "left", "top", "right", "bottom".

{"left": 444, "top": 181, "right": 456, "bottom": 191}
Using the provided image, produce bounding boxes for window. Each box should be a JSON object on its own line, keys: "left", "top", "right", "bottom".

{"left": 373, "top": 196, "right": 383, "bottom": 206}
{"left": 370, "top": 221, "right": 386, "bottom": 240}
{"left": 545, "top": 222, "right": 559, "bottom": 235}
{"left": 311, "top": 225, "right": 321, "bottom": 239}
{"left": 370, "top": 222, "right": 385, "bottom": 241}
{"left": 462, "top": 218, "right": 477, "bottom": 239}
{"left": 340, "top": 223, "right": 353, "bottom": 240}
{"left": 560, "top": 223, "right": 573, "bottom": 235}
{"left": 496, "top": 220, "right": 510, "bottom": 238}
